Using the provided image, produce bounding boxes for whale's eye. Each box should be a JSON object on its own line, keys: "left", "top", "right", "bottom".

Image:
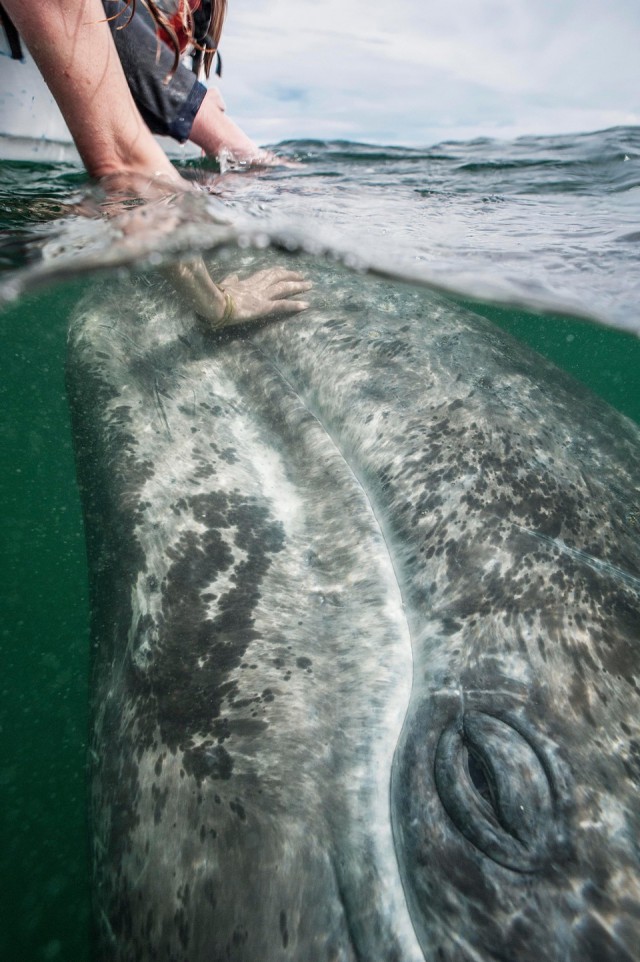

{"left": 466, "top": 748, "right": 496, "bottom": 809}
{"left": 434, "top": 711, "right": 554, "bottom": 872}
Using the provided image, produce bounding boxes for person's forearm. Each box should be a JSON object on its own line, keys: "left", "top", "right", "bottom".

{"left": 3, "top": 0, "right": 180, "bottom": 181}
{"left": 189, "top": 88, "right": 264, "bottom": 161}
{"left": 189, "top": 90, "right": 292, "bottom": 167}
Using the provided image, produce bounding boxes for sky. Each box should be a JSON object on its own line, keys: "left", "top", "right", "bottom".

{"left": 219, "top": 0, "right": 640, "bottom": 147}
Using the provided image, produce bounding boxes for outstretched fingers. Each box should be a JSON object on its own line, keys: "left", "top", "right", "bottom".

{"left": 268, "top": 278, "right": 314, "bottom": 299}
{"left": 267, "top": 298, "right": 311, "bottom": 316}
{"left": 214, "top": 265, "right": 313, "bottom": 325}
{"left": 265, "top": 272, "right": 313, "bottom": 317}
{"left": 249, "top": 268, "right": 309, "bottom": 286}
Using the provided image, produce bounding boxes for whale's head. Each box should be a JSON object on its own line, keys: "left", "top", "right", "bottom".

{"left": 68, "top": 268, "right": 640, "bottom": 962}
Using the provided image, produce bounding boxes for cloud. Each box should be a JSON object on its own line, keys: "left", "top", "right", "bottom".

{"left": 218, "top": 0, "right": 640, "bottom": 145}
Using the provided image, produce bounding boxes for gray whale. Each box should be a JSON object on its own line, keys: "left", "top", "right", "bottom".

{"left": 67, "top": 257, "right": 640, "bottom": 962}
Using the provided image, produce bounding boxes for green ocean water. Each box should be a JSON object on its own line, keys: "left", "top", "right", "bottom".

{"left": 1, "top": 282, "right": 91, "bottom": 962}
{"left": 1, "top": 131, "right": 639, "bottom": 960}
{"left": 0, "top": 285, "right": 89, "bottom": 962}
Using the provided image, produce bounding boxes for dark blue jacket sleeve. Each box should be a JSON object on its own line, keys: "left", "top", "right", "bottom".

{"left": 102, "top": 0, "right": 206, "bottom": 143}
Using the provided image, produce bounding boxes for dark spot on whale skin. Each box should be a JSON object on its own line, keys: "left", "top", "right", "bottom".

{"left": 230, "top": 926, "right": 248, "bottom": 949}
{"left": 220, "top": 447, "right": 239, "bottom": 464}
{"left": 196, "top": 400, "right": 222, "bottom": 416}
{"left": 279, "top": 909, "right": 289, "bottom": 948}
{"left": 212, "top": 716, "right": 231, "bottom": 743}
{"left": 500, "top": 915, "right": 538, "bottom": 962}
{"left": 131, "top": 490, "right": 284, "bottom": 757}
{"left": 182, "top": 744, "right": 234, "bottom": 784}
{"left": 296, "top": 656, "right": 313, "bottom": 670}
{"left": 232, "top": 696, "right": 258, "bottom": 709}
{"left": 151, "top": 783, "right": 169, "bottom": 824}
{"left": 193, "top": 462, "right": 215, "bottom": 480}
{"left": 582, "top": 880, "right": 615, "bottom": 913}
{"left": 381, "top": 338, "right": 412, "bottom": 360}
{"left": 229, "top": 799, "right": 246, "bottom": 821}
{"left": 174, "top": 905, "right": 189, "bottom": 949}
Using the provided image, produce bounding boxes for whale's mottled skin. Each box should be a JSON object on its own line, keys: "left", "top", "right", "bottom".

{"left": 67, "top": 257, "right": 640, "bottom": 962}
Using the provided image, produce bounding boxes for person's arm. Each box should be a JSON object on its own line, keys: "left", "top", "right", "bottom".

{"left": 5, "top": 0, "right": 311, "bottom": 324}
{"left": 189, "top": 88, "right": 289, "bottom": 166}
{"left": 2, "top": 0, "right": 181, "bottom": 182}
{"left": 190, "top": 87, "right": 264, "bottom": 162}
{"left": 101, "top": 0, "right": 284, "bottom": 166}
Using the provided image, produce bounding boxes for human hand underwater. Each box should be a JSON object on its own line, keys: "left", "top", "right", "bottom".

{"left": 164, "top": 260, "right": 312, "bottom": 329}
{"left": 217, "top": 267, "right": 312, "bottom": 323}
{"left": 101, "top": 182, "right": 311, "bottom": 331}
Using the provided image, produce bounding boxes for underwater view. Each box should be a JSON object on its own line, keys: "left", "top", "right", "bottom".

{"left": 1, "top": 125, "right": 640, "bottom": 961}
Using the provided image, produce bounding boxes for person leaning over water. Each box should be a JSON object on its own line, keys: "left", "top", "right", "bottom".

{"left": 1, "top": 0, "right": 312, "bottom": 327}
{"left": 102, "top": 0, "right": 285, "bottom": 167}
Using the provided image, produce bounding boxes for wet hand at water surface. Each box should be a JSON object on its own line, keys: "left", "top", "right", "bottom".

{"left": 193, "top": 89, "right": 301, "bottom": 171}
